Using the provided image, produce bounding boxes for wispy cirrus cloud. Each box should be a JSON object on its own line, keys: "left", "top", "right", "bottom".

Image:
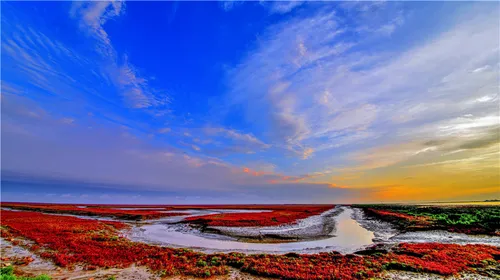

{"left": 226, "top": 2, "right": 498, "bottom": 168}
{"left": 218, "top": 1, "right": 244, "bottom": 11}
{"left": 261, "top": 1, "right": 305, "bottom": 14}
{"left": 191, "top": 127, "right": 270, "bottom": 156}
{"left": 152, "top": 125, "right": 271, "bottom": 157}
{"left": 220, "top": 1, "right": 304, "bottom": 14}
{"left": 225, "top": 5, "right": 400, "bottom": 159}
{"left": 204, "top": 127, "right": 270, "bottom": 149}
{"left": 2, "top": 2, "right": 168, "bottom": 114}
{"left": 115, "top": 54, "right": 170, "bottom": 109}
{"left": 70, "top": 0, "right": 124, "bottom": 57}
{"left": 157, "top": 127, "right": 172, "bottom": 134}
{"left": 1, "top": 23, "right": 97, "bottom": 101}
{"left": 70, "top": 0, "right": 170, "bottom": 110}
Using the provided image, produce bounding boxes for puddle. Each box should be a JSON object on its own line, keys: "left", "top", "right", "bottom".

{"left": 129, "top": 207, "right": 375, "bottom": 254}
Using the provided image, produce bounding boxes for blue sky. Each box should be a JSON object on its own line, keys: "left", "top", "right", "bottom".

{"left": 2, "top": 1, "right": 499, "bottom": 204}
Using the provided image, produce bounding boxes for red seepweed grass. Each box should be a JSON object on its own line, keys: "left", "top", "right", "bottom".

{"left": 1, "top": 209, "right": 498, "bottom": 279}
{"left": 183, "top": 205, "right": 334, "bottom": 227}
{"left": 1, "top": 202, "right": 185, "bottom": 220}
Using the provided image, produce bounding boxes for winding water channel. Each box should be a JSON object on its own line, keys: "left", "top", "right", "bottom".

{"left": 129, "top": 207, "right": 376, "bottom": 253}
{"left": 128, "top": 206, "right": 500, "bottom": 253}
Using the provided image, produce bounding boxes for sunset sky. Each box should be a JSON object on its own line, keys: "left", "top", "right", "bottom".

{"left": 1, "top": 1, "right": 499, "bottom": 204}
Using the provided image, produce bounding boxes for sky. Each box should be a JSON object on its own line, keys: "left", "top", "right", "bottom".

{"left": 1, "top": 1, "right": 499, "bottom": 204}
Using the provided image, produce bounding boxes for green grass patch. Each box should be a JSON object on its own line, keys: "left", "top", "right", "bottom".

{"left": 0, "top": 266, "right": 51, "bottom": 280}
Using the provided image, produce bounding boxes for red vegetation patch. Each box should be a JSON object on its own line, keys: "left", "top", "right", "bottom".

{"left": 386, "top": 243, "right": 500, "bottom": 275}
{"left": 184, "top": 205, "right": 333, "bottom": 227}
{"left": 1, "top": 210, "right": 499, "bottom": 279}
{"left": 2, "top": 203, "right": 336, "bottom": 222}
{"left": 364, "top": 208, "right": 433, "bottom": 228}
{"left": 0, "top": 210, "right": 228, "bottom": 277}
{"left": 1, "top": 203, "right": 185, "bottom": 220}
{"left": 238, "top": 252, "right": 385, "bottom": 279}
{"left": 237, "top": 243, "right": 499, "bottom": 279}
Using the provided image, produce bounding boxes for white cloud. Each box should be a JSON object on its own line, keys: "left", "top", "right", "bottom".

{"left": 315, "top": 104, "right": 378, "bottom": 137}
{"left": 225, "top": 7, "right": 384, "bottom": 156}
{"left": 301, "top": 147, "right": 314, "bottom": 159}
{"left": 219, "top": 1, "right": 244, "bottom": 11}
{"left": 2, "top": 3, "right": 169, "bottom": 118}
{"left": 472, "top": 65, "right": 492, "bottom": 73}
{"left": 115, "top": 55, "right": 170, "bottom": 108}
{"left": 158, "top": 127, "right": 171, "bottom": 134}
{"left": 476, "top": 94, "right": 497, "bottom": 103}
{"left": 226, "top": 2, "right": 499, "bottom": 166}
{"left": 1, "top": 25, "right": 96, "bottom": 100}
{"left": 70, "top": 1, "right": 169, "bottom": 110}
{"left": 204, "top": 127, "right": 270, "bottom": 150}
{"left": 61, "top": 118, "right": 75, "bottom": 125}
{"left": 191, "top": 144, "right": 201, "bottom": 151}
{"left": 70, "top": 0, "right": 124, "bottom": 57}
{"left": 262, "top": 1, "right": 304, "bottom": 14}
{"left": 437, "top": 116, "right": 499, "bottom": 137}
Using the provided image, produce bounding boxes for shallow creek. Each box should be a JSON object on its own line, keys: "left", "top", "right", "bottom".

{"left": 128, "top": 206, "right": 500, "bottom": 253}
{"left": 128, "top": 207, "right": 376, "bottom": 254}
